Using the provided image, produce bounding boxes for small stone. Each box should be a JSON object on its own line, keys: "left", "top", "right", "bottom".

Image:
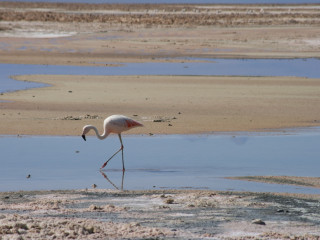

{"left": 252, "top": 219, "right": 266, "bottom": 225}
{"left": 277, "top": 209, "right": 289, "bottom": 213}
{"left": 165, "top": 198, "right": 174, "bottom": 204}
{"left": 89, "top": 204, "right": 102, "bottom": 211}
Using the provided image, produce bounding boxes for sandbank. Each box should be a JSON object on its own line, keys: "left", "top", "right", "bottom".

{"left": 1, "top": 75, "right": 320, "bottom": 136}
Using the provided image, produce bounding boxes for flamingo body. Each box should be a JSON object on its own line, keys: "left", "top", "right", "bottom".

{"left": 81, "top": 115, "right": 143, "bottom": 171}
{"left": 104, "top": 115, "right": 143, "bottom": 134}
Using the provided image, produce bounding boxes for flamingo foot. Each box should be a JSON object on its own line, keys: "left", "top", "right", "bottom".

{"left": 101, "top": 162, "right": 108, "bottom": 169}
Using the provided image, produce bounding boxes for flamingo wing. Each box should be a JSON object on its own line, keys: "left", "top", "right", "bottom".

{"left": 105, "top": 115, "right": 143, "bottom": 133}
{"left": 125, "top": 118, "right": 143, "bottom": 128}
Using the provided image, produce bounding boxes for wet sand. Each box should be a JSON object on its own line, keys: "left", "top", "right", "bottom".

{"left": 1, "top": 2, "right": 320, "bottom": 239}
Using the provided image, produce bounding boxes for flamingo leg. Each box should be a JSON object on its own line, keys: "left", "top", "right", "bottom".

{"left": 100, "top": 134, "right": 125, "bottom": 171}
{"left": 100, "top": 148, "right": 122, "bottom": 169}
{"left": 118, "top": 134, "right": 125, "bottom": 172}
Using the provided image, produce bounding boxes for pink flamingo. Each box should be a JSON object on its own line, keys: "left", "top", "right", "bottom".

{"left": 81, "top": 115, "right": 143, "bottom": 171}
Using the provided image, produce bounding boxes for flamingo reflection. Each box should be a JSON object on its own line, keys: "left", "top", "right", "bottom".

{"left": 100, "top": 170, "right": 125, "bottom": 191}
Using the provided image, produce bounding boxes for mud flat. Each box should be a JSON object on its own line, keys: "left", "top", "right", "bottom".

{"left": 0, "top": 189, "right": 320, "bottom": 239}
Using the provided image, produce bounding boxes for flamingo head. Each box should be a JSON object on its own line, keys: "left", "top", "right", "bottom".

{"left": 81, "top": 125, "right": 92, "bottom": 141}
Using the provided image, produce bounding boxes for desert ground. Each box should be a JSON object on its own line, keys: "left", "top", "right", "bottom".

{"left": 1, "top": 2, "right": 320, "bottom": 239}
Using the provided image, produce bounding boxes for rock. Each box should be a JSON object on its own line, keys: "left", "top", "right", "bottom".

{"left": 252, "top": 219, "right": 266, "bottom": 225}
{"left": 153, "top": 119, "right": 163, "bottom": 122}
{"left": 165, "top": 198, "right": 174, "bottom": 204}
{"left": 277, "top": 209, "right": 289, "bottom": 213}
{"left": 89, "top": 205, "right": 102, "bottom": 211}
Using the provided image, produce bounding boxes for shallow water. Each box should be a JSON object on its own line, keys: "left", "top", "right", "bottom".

{"left": 1, "top": 58, "right": 320, "bottom": 93}
{"left": 1, "top": 131, "right": 320, "bottom": 193}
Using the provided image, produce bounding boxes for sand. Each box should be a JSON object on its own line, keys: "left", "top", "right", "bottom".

{"left": 1, "top": 74, "right": 320, "bottom": 136}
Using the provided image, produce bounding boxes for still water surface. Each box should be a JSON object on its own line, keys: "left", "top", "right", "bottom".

{"left": 1, "top": 58, "right": 320, "bottom": 93}
{"left": 1, "top": 131, "right": 320, "bottom": 193}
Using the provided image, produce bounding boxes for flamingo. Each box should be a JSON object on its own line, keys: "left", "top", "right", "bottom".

{"left": 81, "top": 115, "right": 143, "bottom": 171}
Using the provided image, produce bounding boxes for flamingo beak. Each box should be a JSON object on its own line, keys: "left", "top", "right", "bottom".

{"left": 82, "top": 135, "right": 86, "bottom": 141}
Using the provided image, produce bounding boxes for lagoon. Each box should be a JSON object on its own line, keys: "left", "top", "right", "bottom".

{"left": 1, "top": 131, "right": 320, "bottom": 193}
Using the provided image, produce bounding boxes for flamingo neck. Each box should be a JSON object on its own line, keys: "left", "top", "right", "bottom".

{"left": 89, "top": 125, "right": 109, "bottom": 140}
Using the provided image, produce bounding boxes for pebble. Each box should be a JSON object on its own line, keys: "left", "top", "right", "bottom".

{"left": 165, "top": 198, "right": 174, "bottom": 204}
{"left": 252, "top": 219, "right": 266, "bottom": 225}
{"left": 277, "top": 209, "right": 289, "bottom": 213}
